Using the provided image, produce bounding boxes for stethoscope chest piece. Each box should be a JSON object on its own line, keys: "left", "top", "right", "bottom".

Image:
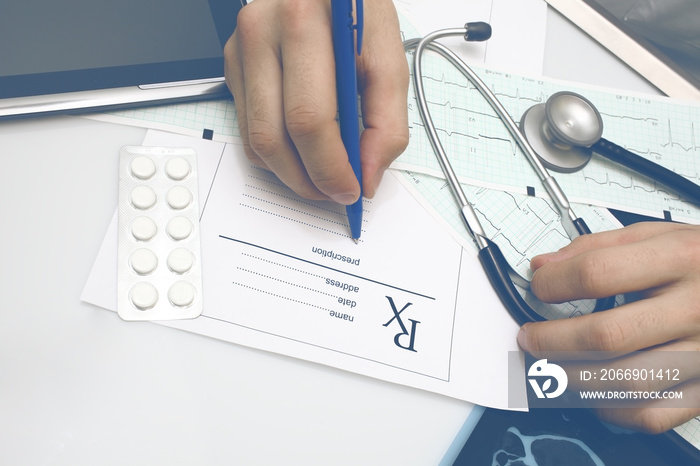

{"left": 521, "top": 92, "right": 604, "bottom": 173}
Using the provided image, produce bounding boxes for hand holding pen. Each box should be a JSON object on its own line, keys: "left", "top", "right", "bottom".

{"left": 224, "top": 0, "right": 409, "bottom": 209}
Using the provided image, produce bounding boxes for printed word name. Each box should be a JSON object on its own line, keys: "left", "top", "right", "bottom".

{"left": 329, "top": 310, "right": 354, "bottom": 322}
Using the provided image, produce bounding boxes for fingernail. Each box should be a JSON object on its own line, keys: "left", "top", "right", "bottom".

{"left": 517, "top": 325, "right": 530, "bottom": 352}
{"left": 331, "top": 192, "right": 359, "bottom": 205}
{"left": 530, "top": 251, "right": 562, "bottom": 270}
{"left": 533, "top": 251, "right": 556, "bottom": 260}
{"left": 532, "top": 252, "right": 549, "bottom": 261}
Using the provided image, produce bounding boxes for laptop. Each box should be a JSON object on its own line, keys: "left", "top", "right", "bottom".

{"left": 0, "top": 0, "right": 245, "bottom": 119}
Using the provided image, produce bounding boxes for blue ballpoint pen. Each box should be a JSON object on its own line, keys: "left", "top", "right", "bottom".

{"left": 331, "top": 0, "right": 364, "bottom": 243}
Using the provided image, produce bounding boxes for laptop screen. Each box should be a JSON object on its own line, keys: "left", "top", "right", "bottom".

{"left": 0, "top": 0, "right": 243, "bottom": 115}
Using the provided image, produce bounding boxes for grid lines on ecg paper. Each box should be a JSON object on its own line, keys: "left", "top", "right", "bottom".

{"left": 675, "top": 419, "right": 700, "bottom": 452}
{"left": 108, "top": 99, "right": 240, "bottom": 140}
{"left": 402, "top": 48, "right": 700, "bottom": 222}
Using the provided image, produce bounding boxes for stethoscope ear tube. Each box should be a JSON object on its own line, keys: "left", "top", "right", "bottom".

{"left": 592, "top": 138, "right": 700, "bottom": 206}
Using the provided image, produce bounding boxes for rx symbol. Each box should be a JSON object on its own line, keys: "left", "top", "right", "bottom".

{"left": 382, "top": 296, "right": 420, "bottom": 352}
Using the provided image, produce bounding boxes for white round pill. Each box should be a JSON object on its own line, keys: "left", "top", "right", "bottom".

{"left": 166, "top": 216, "right": 193, "bottom": 240}
{"left": 131, "top": 185, "right": 157, "bottom": 210}
{"left": 130, "top": 248, "right": 158, "bottom": 275}
{"left": 166, "top": 186, "right": 192, "bottom": 210}
{"left": 131, "top": 216, "right": 158, "bottom": 241}
{"left": 130, "top": 282, "right": 159, "bottom": 310}
{"left": 130, "top": 156, "right": 156, "bottom": 180}
{"left": 167, "top": 247, "right": 195, "bottom": 274}
{"left": 168, "top": 281, "right": 196, "bottom": 308}
{"left": 165, "top": 157, "right": 191, "bottom": 180}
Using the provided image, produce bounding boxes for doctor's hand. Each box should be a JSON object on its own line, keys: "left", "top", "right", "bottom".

{"left": 518, "top": 221, "right": 700, "bottom": 434}
{"left": 224, "top": 0, "right": 409, "bottom": 204}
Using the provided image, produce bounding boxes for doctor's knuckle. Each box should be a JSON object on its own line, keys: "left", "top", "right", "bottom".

{"left": 624, "top": 373, "right": 655, "bottom": 393}
{"left": 235, "top": 5, "right": 265, "bottom": 43}
{"left": 675, "top": 229, "right": 700, "bottom": 268}
{"left": 285, "top": 101, "right": 327, "bottom": 139}
{"left": 689, "top": 299, "right": 700, "bottom": 327}
{"left": 575, "top": 254, "right": 608, "bottom": 296}
{"left": 568, "top": 233, "right": 596, "bottom": 251}
{"left": 585, "top": 319, "right": 626, "bottom": 352}
{"left": 241, "top": 143, "right": 266, "bottom": 168}
{"left": 277, "top": 0, "right": 314, "bottom": 34}
{"left": 247, "top": 119, "right": 282, "bottom": 160}
{"left": 526, "top": 327, "right": 554, "bottom": 354}
{"left": 530, "top": 273, "right": 554, "bottom": 301}
{"left": 635, "top": 410, "right": 675, "bottom": 435}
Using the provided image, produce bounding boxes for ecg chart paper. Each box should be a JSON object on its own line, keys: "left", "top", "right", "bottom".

{"left": 394, "top": 48, "right": 700, "bottom": 224}
{"left": 82, "top": 130, "right": 525, "bottom": 410}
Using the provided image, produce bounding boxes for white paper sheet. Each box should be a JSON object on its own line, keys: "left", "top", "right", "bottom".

{"left": 395, "top": 0, "right": 547, "bottom": 75}
{"left": 82, "top": 130, "right": 524, "bottom": 409}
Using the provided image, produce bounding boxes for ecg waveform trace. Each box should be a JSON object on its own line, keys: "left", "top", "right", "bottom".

{"left": 399, "top": 48, "right": 700, "bottom": 223}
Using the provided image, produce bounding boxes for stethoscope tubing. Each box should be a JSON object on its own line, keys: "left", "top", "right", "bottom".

{"left": 408, "top": 29, "right": 489, "bottom": 249}
{"left": 408, "top": 31, "right": 558, "bottom": 324}
{"left": 593, "top": 138, "right": 700, "bottom": 206}
{"left": 407, "top": 28, "right": 616, "bottom": 323}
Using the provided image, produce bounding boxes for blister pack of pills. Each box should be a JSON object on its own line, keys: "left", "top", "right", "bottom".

{"left": 117, "top": 145, "right": 203, "bottom": 321}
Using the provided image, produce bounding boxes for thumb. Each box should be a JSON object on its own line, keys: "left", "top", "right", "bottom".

{"left": 356, "top": 2, "right": 409, "bottom": 198}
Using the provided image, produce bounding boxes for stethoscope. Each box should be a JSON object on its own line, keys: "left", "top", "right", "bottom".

{"left": 405, "top": 25, "right": 700, "bottom": 460}
{"left": 404, "top": 23, "right": 700, "bottom": 326}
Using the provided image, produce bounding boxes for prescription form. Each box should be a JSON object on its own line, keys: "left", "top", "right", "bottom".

{"left": 83, "top": 129, "right": 525, "bottom": 410}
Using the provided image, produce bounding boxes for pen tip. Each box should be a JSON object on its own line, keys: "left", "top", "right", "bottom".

{"left": 352, "top": 238, "right": 359, "bottom": 244}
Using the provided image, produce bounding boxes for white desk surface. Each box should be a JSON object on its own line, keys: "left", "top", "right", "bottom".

{"left": 0, "top": 6, "right": 656, "bottom": 465}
